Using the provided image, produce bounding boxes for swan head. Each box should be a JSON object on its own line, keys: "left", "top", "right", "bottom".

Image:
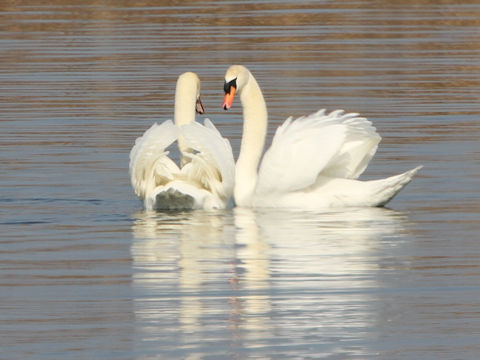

{"left": 222, "top": 65, "right": 250, "bottom": 110}
{"left": 177, "top": 71, "right": 205, "bottom": 114}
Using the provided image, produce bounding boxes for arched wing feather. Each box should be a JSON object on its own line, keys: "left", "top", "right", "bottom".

{"left": 256, "top": 109, "right": 381, "bottom": 195}
{"left": 181, "top": 119, "right": 235, "bottom": 201}
{"left": 129, "top": 120, "right": 180, "bottom": 198}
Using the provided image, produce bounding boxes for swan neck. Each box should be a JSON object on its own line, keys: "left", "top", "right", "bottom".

{"left": 174, "top": 80, "right": 197, "bottom": 165}
{"left": 234, "top": 73, "right": 268, "bottom": 206}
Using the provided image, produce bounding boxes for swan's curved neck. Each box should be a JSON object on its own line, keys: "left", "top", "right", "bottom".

{"left": 235, "top": 73, "right": 268, "bottom": 206}
{"left": 174, "top": 81, "right": 196, "bottom": 165}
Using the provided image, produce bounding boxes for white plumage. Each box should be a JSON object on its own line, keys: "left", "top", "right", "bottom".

{"left": 129, "top": 72, "right": 235, "bottom": 210}
{"left": 223, "top": 65, "right": 421, "bottom": 209}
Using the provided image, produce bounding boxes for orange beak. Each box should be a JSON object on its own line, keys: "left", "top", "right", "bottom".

{"left": 222, "top": 86, "right": 236, "bottom": 110}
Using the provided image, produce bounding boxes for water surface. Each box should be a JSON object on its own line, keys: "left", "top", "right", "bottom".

{"left": 1, "top": 1, "right": 480, "bottom": 359}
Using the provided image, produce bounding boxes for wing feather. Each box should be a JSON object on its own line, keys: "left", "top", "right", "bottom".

{"left": 181, "top": 119, "right": 235, "bottom": 201}
{"left": 256, "top": 109, "right": 381, "bottom": 195}
{"left": 129, "top": 120, "right": 180, "bottom": 198}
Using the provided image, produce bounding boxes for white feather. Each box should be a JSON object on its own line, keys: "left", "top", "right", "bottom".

{"left": 129, "top": 120, "right": 180, "bottom": 201}
{"left": 181, "top": 119, "right": 235, "bottom": 201}
{"left": 129, "top": 73, "right": 235, "bottom": 211}
{"left": 257, "top": 109, "right": 381, "bottom": 195}
{"left": 225, "top": 65, "right": 421, "bottom": 209}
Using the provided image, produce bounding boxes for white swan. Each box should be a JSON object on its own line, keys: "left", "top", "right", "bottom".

{"left": 222, "top": 65, "right": 422, "bottom": 209}
{"left": 129, "top": 72, "right": 235, "bottom": 211}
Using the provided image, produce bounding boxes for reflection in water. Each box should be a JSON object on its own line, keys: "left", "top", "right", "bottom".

{"left": 131, "top": 210, "right": 235, "bottom": 357}
{"left": 131, "top": 207, "right": 408, "bottom": 357}
{"left": 233, "top": 208, "right": 273, "bottom": 345}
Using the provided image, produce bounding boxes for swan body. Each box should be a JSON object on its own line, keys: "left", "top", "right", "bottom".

{"left": 223, "top": 65, "right": 421, "bottom": 209}
{"left": 129, "top": 72, "right": 235, "bottom": 210}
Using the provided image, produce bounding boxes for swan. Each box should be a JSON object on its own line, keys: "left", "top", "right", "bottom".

{"left": 222, "top": 65, "right": 422, "bottom": 209}
{"left": 129, "top": 72, "right": 235, "bottom": 211}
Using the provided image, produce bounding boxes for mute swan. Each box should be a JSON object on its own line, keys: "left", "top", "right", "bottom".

{"left": 129, "top": 72, "right": 235, "bottom": 211}
{"left": 222, "top": 65, "right": 421, "bottom": 209}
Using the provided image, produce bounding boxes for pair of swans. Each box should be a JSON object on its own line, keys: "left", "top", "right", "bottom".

{"left": 129, "top": 66, "right": 421, "bottom": 211}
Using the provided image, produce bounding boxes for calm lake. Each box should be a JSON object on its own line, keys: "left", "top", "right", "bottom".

{"left": 1, "top": 1, "right": 480, "bottom": 359}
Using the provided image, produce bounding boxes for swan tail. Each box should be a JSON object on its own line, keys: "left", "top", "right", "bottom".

{"left": 148, "top": 182, "right": 226, "bottom": 211}
{"left": 368, "top": 166, "right": 423, "bottom": 207}
{"left": 152, "top": 188, "right": 195, "bottom": 211}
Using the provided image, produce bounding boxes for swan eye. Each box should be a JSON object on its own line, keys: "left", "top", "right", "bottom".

{"left": 224, "top": 78, "right": 237, "bottom": 93}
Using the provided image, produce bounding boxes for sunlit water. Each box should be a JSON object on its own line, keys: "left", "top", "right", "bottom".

{"left": 1, "top": 1, "right": 480, "bottom": 359}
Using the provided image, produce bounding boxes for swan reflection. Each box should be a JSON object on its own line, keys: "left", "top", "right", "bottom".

{"left": 131, "top": 207, "right": 409, "bottom": 356}
{"left": 131, "top": 209, "right": 234, "bottom": 342}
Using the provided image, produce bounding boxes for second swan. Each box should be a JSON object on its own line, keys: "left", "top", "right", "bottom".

{"left": 222, "top": 65, "right": 421, "bottom": 209}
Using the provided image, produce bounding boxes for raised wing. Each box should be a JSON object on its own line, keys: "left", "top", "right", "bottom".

{"left": 129, "top": 120, "right": 180, "bottom": 199}
{"left": 181, "top": 118, "right": 235, "bottom": 202}
{"left": 256, "top": 109, "right": 381, "bottom": 195}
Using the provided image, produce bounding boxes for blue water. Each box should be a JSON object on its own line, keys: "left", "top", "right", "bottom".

{"left": 1, "top": 1, "right": 480, "bottom": 359}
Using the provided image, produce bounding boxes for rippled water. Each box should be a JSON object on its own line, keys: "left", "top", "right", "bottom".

{"left": 1, "top": 1, "right": 480, "bottom": 359}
